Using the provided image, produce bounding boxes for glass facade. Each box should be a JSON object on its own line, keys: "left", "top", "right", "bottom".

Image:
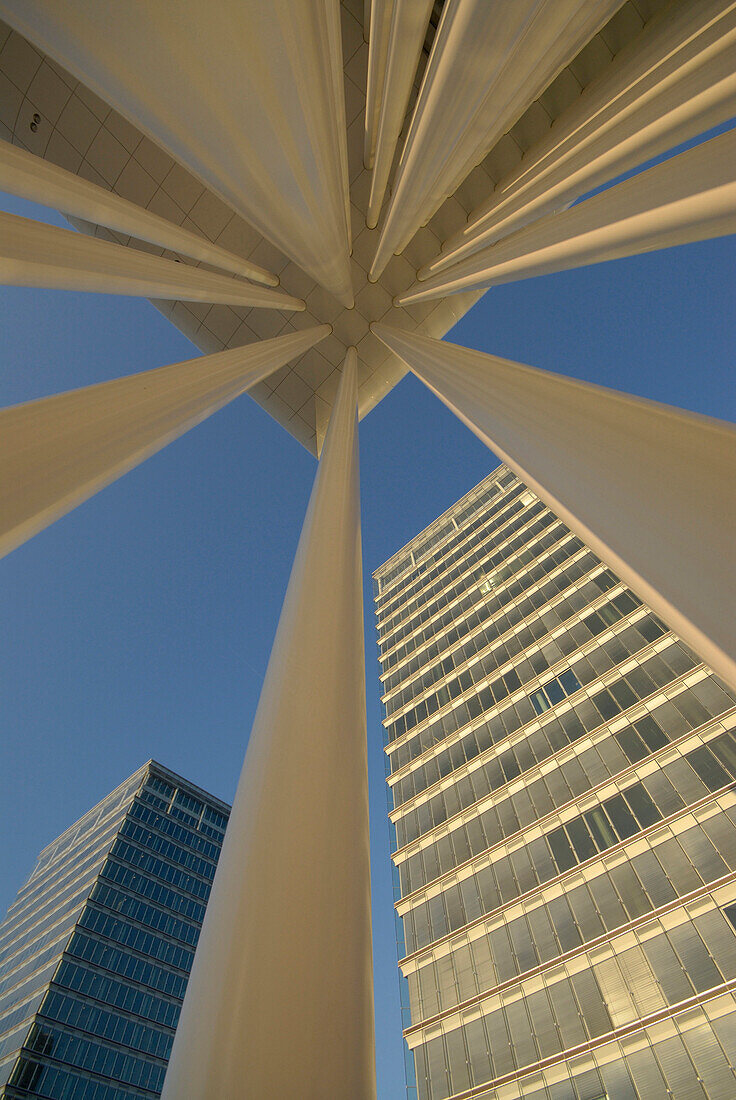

{"left": 0, "top": 761, "right": 229, "bottom": 1099}
{"left": 374, "top": 467, "right": 736, "bottom": 1100}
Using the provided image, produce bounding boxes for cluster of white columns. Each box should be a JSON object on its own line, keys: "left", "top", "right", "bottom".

{"left": 422, "top": 0, "right": 736, "bottom": 279}
{"left": 0, "top": 0, "right": 355, "bottom": 305}
{"left": 369, "top": 0, "right": 624, "bottom": 279}
{"left": 398, "top": 127, "right": 736, "bottom": 304}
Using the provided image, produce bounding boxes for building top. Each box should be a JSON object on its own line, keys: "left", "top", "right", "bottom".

{"left": 373, "top": 464, "right": 517, "bottom": 590}
{"left": 34, "top": 758, "right": 230, "bottom": 863}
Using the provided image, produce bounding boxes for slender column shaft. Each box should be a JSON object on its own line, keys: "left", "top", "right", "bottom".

{"left": 0, "top": 0, "right": 354, "bottom": 306}
{"left": 0, "top": 140, "right": 278, "bottom": 285}
{"left": 424, "top": 0, "right": 736, "bottom": 277}
{"left": 0, "top": 326, "right": 329, "bottom": 558}
{"left": 398, "top": 128, "right": 736, "bottom": 305}
{"left": 372, "top": 323, "right": 736, "bottom": 691}
{"left": 369, "top": 0, "right": 622, "bottom": 279}
{"left": 0, "top": 211, "right": 304, "bottom": 310}
{"left": 364, "top": 0, "right": 392, "bottom": 170}
{"left": 161, "top": 351, "right": 375, "bottom": 1100}
{"left": 365, "top": 0, "right": 434, "bottom": 227}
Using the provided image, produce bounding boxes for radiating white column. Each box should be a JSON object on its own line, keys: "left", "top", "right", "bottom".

{"left": 0, "top": 140, "right": 278, "bottom": 286}
{"left": 0, "top": 211, "right": 304, "bottom": 310}
{"left": 364, "top": 0, "right": 393, "bottom": 170}
{"left": 373, "top": 323, "right": 736, "bottom": 690}
{"left": 423, "top": 0, "right": 736, "bottom": 277}
{"left": 366, "top": 0, "right": 434, "bottom": 228}
{"left": 369, "top": 0, "right": 623, "bottom": 279}
{"left": 161, "top": 351, "right": 376, "bottom": 1100}
{"left": 0, "top": 0, "right": 354, "bottom": 306}
{"left": 0, "top": 326, "right": 329, "bottom": 558}
{"left": 398, "top": 127, "right": 736, "bottom": 304}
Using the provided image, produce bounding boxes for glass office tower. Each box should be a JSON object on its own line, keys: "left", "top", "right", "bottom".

{"left": 374, "top": 466, "right": 736, "bottom": 1100}
{"left": 0, "top": 761, "right": 229, "bottom": 1099}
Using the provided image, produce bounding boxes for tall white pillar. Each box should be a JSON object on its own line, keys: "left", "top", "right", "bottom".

{"left": 0, "top": 0, "right": 354, "bottom": 306}
{"left": 398, "top": 127, "right": 736, "bottom": 305}
{"left": 0, "top": 141, "right": 278, "bottom": 286}
{"left": 369, "top": 0, "right": 622, "bottom": 279}
{"left": 373, "top": 323, "right": 736, "bottom": 692}
{"left": 0, "top": 211, "right": 304, "bottom": 310}
{"left": 161, "top": 351, "right": 376, "bottom": 1100}
{"left": 0, "top": 326, "right": 329, "bottom": 558}
{"left": 423, "top": 0, "right": 736, "bottom": 277}
{"left": 365, "top": 0, "right": 434, "bottom": 228}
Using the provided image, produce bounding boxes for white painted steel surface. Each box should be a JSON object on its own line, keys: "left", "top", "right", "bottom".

{"left": 161, "top": 353, "right": 376, "bottom": 1099}
{"left": 369, "top": 0, "right": 624, "bottom": 278}
{"left": 0, "top": 210, "right": 305, "bottom": 309}
{"left": 0, "top": 0, "right": 355, "bottom": 304}
{"left": 0, "top": 139, "right": 279, "bottom": 284}
{"left": 0, "top": 327, "right": 329, "bottom": 558}
{"left": 399, "top": 128, "right": 736, "bottom": 303}
{"left": 422, "top": 0, "right": 736, "bottom": 277}
{"left": 373, "top": 323, "right": 736, "bottom": 691}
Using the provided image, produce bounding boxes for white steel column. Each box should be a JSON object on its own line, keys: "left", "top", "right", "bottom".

{"left": 0, "top": 212, "right": 304, "bottom": 310}
{"left": 0, "top": 141, "right": 278, "bottom": 286}
{"left": 373, "top": 323, "right": 736, "bottom": 691}
{"left": 161, "top": 351, "right": 376, "bottom": 1100}
{"left": 369, "top": 0, "right": 623, "bottom": 279}
{"left": 0, "top": 0, "right": 354, "bottom": 305}
{"left": 423, "top": 0, "right": 736, "bottom": 277}
{"left": 0, "top": 326, "right": 329, "bottom": 558}
{"left": 398, "top": 128, "right": 736, "bottom": 305}
{"left": 365, "top": 0, "right": 434, "bottom": 228}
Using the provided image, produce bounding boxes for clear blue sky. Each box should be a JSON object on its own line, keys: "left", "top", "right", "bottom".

{"left": 1, "top": 188, "right": 734, "bottom": 1098}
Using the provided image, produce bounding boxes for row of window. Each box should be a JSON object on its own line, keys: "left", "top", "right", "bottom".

{"left": 384, "top": 549, "right": 602, "bottom": 715}
{"left": 397, "top": 681, "right": 735, "bottom": 894}
{"left": 109, "top": 837, "right": 213, "bottom": 901}
{"left": 38, "top": 990, "right": 173, "bottom": 1060}
{"left": 99, "top": 859, "right": 207, "bottom": 925}
{"left": 385, "top": 535, "right": 614, "bottom": 748}
{"left": 380, "top": 501, "right": 551, "bottom": 658}
{"left": 384, "top": 548, "right": 605, "bottom": 717}
{"left": 375, "top": 473, "right": 515, "bottom": 612}
{"left": 66, "top": 932, "right": 187, "bottom": 1000}
{"left": 7, "top": 1056, "right": 159, "bottom": 1100}
{"left": 118, "top": 821, "right": 218, "bottom": 882}
{"left": 18, "top": 1022, "right": 165, "bottom": 1091}
{"left": 408, "top": 806, "right": 736, "bottom": 1022}
{"left": 401, "top": 730, "right": 736, "bottom": 954}
{"left": 378, "top": 486, "right": 527, "bottom": 639}
{"left": 78, "top": 908, "right": 193, "bottom": 975}
{"left": 0, "top": 822, "right": 123, "bottom": 959}
{"left": 88, "top": 883, "right": 200, "bottom": 949}
{"left": 471, "top": 1005, "right": 736, "bottom": 1100}
{"left": 391, "top": 622, "right": 682, "bottom": 838}
{"left": 127, "top": 801, "right": 222, "bottom": 862}
{"left": 54, "top": 960, "right": 180, "bottom": 1030}
{"left": 411, "top": 906, "right": 736, "bottom": 1100}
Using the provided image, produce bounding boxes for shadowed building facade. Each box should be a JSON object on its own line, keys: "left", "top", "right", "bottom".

{"left": 0, "top": 762, "right": 229, "bottom": 1099}
{"left": 374, "top": 467, "right": 736, "bottom": 1100}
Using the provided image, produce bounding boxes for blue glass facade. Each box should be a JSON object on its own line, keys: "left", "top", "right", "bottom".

{"left": 0, "top": 762, "right": 229, "bottom": 1099}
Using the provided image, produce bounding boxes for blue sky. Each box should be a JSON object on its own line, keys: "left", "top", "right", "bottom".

{"left": 1, "top": 186, "right": 734, "bottom": 1097}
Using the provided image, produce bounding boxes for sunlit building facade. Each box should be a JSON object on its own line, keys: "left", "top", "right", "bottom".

{"left": 0, "top": 761, "right": 229, "bottom": 1099}
{"left": 374, "top": 467, "right": 736, "bottom": 1100}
